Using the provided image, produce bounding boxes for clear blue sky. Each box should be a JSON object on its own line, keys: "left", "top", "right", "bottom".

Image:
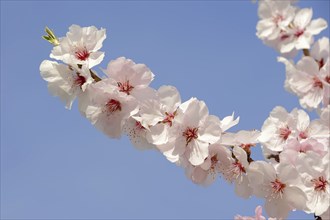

{"left": 1, "top": 1, "right": 329, "bottom": 219}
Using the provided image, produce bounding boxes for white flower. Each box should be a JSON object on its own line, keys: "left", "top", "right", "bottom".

{"left": 50, "top": 25, "right": 106, "bottom": 68}
{"left": 103, "top": 57, "right": 155, "bottom": 101}
{"left": 258, "top": 106, "right": 297, "bottom": 152}
{"left": 164, "top": 98, "right": 221, "bottom": 166}
{"left": 290, "top": 57, "right": 329, "bottom": 109}
{"left": 257, "top": 0, "right": 296, "bottom": 41}
{"left": 218, "top": 146, "right": 253, "bottom": 198}
{"left": 296, "top": 152, "right": 330, "bottom": 216}
{"left": 185, "top": 143, "right": 224, "bottom": 186}
{"left": 280, "top": 8, "right": 328, "bottom": 53}
{"left": 83, "top": 80, "right": 139, "bottom": 138}
{"left": 248, "top": 161, "right": 307, "bottom": 219}
{"left": 40, "top": 60, "right": 94, "bottom": 109}
{"left": 139, "top": 85, "right": 181, "bottom": 146}
{"left": 123, "top": 117, "right": 155, "bottom": 150}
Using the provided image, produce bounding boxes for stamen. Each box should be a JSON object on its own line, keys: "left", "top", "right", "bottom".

{"left": 279, "top": 126, "right": 291, "bottom": 140}
{"left": 118, "top": 81, "right": 134, "bottom": 95}
{"left": 75, "top": 48, "right": 90, "bottom": 61}
{"left": 162, "top": 112, "right": 175, "bottom": 126}
{"left": 182, "top": 127, "right": 198, "bottom": 145}
{"left": 105, "top": 99, "right": 121, "bottom": 113}
{"left": 311, "top": 176, "right": 328, "bottom": 192}
{"left": 270, "top": 179, "right": 286, "bottom": 198}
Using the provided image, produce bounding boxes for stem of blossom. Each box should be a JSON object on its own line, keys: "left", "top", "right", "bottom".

{"left": 303, "top": 49, "right": 310, "bottom": 56}
{"left": 267, "top": 154, "right": 280, "bottom": 163}
{"left": 314, "top": 214, "right": 322, "bottom": 220}
{"left": 90, "top": 69, "right": 101, "bottom": 82}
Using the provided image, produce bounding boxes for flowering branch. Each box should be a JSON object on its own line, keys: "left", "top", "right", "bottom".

{"left": 39, "top": 1, "right": 329, "bottom": 219}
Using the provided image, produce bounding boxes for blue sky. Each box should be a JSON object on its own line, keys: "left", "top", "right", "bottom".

{"left": 1, "top": 0, "right": 329, "bottom": 219}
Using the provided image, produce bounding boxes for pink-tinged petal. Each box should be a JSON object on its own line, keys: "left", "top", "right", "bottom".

{"left": 233, "top": 146, "right": 249, "bottom": 168}
{"left": 294, "top": 8, "right": 313, "bottom": 28}
{"left": 255, "top": 206, "right": 266, "bottom": 220}
{"left": 220, "top": 112, "right": 240, "bottom": 132}
{"left": 307, "top": 18, "right": 328, "bottom": 35}
{"left": 191, "top": 166, "right": 208, "bottom": 184}
{"left": 198, "top": 115, "right": 221, "bottom": 144}
{"left": 284, "top": 186, "right": 308, "bottom": 211}
{"left": 295, "top": 35, "right": 312, "bottom": 50}
{"left": 297, "top": 57, "right": 320, "bottom": 76}
{"left": 265, "top": 198, "right": 291, "bottom": 219}
{"left": 88, "top": 51, "right": 104, "bottom": 68}
{"left": 158, "top": 85, "right": 181, "bottom": 110}
{"left": 280, "top": 41, "right": 295, "bottom": 54}
{"left": 300, "top": 88, "right": 323, "bottom": 109}
{"left": 235, "top": 176, "right": 252, "bottom": 199}
{"left": 147, "top": 123, "right": 168, "bottom": 145}
{"left": 188, "top": 140, "right": 209, "bottom": 166}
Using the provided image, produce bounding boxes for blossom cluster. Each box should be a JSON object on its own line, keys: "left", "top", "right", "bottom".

{"left": 39, "top": 0, "right": 329, "bottom": 219}
{"left": 236, "top": 0, "right": 329, "bottom": 219}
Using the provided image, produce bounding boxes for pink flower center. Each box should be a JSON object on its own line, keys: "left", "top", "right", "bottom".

{"left": 270, "top": 179, "right": 286, "bottom": 196}
{"left": 294, "top": 29, "right": 304, "bottom": 38}
{"left": 74, "top": 75, "right": 86, "bottom": 88}
{"left": 106, "top": 99, "right": 121, "bottom": 113}
{"left": 135, "top": 121, "right": 145, "bottom": 130}
{"left": 118, "top": 81, "right": 134, "bottom": 95}
{"left": 162, "top": 112, "right": 175, "bottom": 126}
{"left": 311, "top": 176, "right": 328, "bottom": 192}
{"left": 279, "top": 126, "right": 291, "bottom": 140}
{"left": 299, "top": 131, "right": 308, "bottom": 139}
{"left": 182, "top": 127, "right": 198, "bottom": 145}
{"left": 210, "top": 155, "right": 218, "bottom": 171}
{"left": 75, "top": 48, "right": 90, "bottom": 61}
{"left": 313, "top": 77, "right": 323, "bottom": 89}
{"left": 232, "top": 161, "right": 246, "bottom": 174}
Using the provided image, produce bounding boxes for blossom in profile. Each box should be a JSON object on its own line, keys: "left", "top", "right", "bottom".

{"left": 310, "top": 37, "right": 329, "bottom": 69}
{"left": 40, "top": 60, "right": 93, "bottom": 109}
{"left": 103, "top": 57, "right": 155, "bottom": 101}
{"left": 83, "top": 80, "right": 139, "bottom": 139}
{"left": 50, "top": 25, "right": 106, "bottom": 68}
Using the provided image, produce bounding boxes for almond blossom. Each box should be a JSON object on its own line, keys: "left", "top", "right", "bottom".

{"left": 218, "top": 146, "right": 252, "bottom": 198}
{"left": 123, "top": 117, "right": 155, "bottom": 150}
{"left": 83, "top": 80, "right": 139, "bottom": 139}
{"left": 103, "top": 57, "right": 155, "bottom": 101}
{"left": 40, "top": 60, "right": 94, "bottom": 109}
{"left": 185, "top": 143, "right": 224, "bottom": 186}
{"left": 279, "top": 8, "right": 327, "bottom": 53}
{"left": 248, "top": 161, "right": 307, "bottom": 219}
{"left": 256, "top": 0, "right": 296, "bottom": 41}
{"left": 163, "top": 98, "right": 221, "bottom": 166}
{"left": 284, "top": 56, "right": 329, "bottom": 109}
{"left": 50, "top": 25, "right": 106, "bottom": 68}
{"left": 258, "top": 106, "right": 297, "bottom": 152}
{"left": 296, "top": 152, "right": 330, "bottom": 216}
